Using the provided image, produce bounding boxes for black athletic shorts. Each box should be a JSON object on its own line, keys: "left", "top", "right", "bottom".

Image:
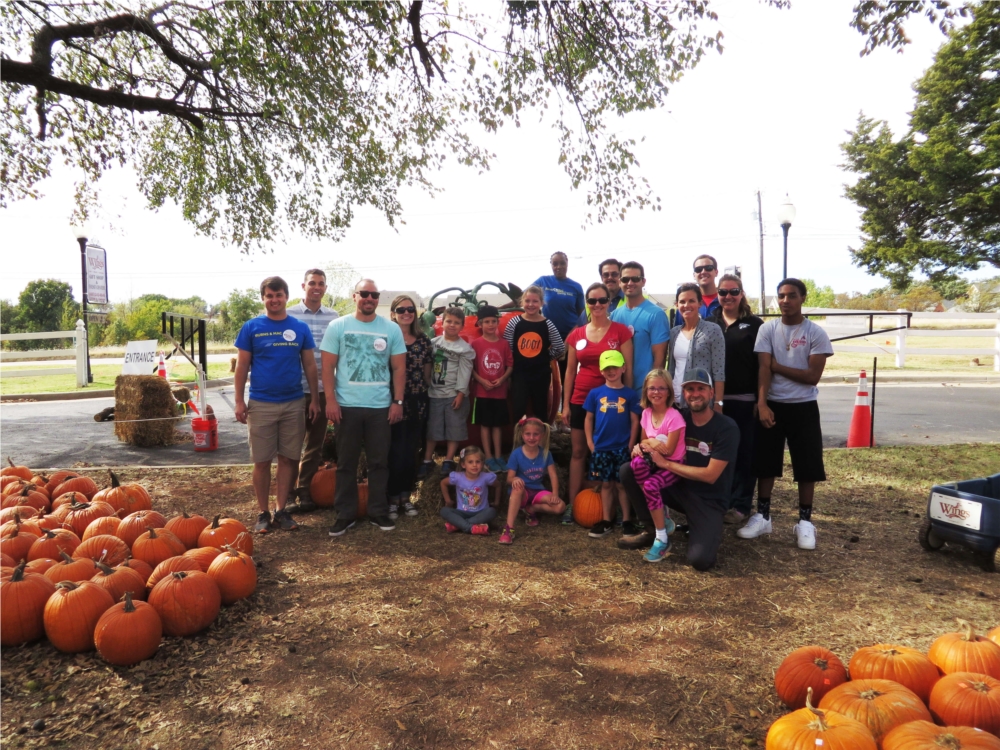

{"left": 752, "top": 400, "right": 826, "bottom": 483}
{"left": 569, "top": 402, "right": 587, "bottom": 431}
{"left": 471, "top": 397, "right": 510, "bottom": 427}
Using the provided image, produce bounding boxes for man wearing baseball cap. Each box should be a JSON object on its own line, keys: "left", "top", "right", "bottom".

{"left": 617, "top": 367, "right": 739, "bottom": 571}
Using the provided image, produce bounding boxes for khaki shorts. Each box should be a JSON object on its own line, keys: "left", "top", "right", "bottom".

{"left": 247, "top": 398, "right": 306, "bottom": 463}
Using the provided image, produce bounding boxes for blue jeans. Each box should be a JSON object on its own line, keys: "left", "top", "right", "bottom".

{"left": 439, "top": 506, "right": 497, "bottom": 532}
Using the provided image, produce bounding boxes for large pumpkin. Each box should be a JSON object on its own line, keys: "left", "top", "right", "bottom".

{"left": 43, "top": 550, "right": 100, "bottom": 584}
{"left": 1, "top": 485, "right": 50, "bottom": 514}
{"left": 43, "top": 580, "right": 115, "bottom": 652}
{"left": 131, "top": 527, "right": 186, "bottom": 568}
{"left": 1, "top": 528, "right": 38, "bottom": 563}
{"left": 1, "top": 561, "right": 56, "bottom": 646}
{"left": 52, "top": 475, "right": 99, "bottom": 500}
{"left": 766, "top": 688, "right": 877, "bottom": 750}
{"left": 82, "top": 515, "right": 121, "bottom": 541}
{"left": 310, "top": 463, "right": 336, "bottom": 508}
{"left": 94, "top": 592, "right": 162, "bottom": 666}
{"left": 62, "top": 501, "right": 117, "bottom": 537}
{"left": 198, "top": 516, "right": 252, "bottom": 554}
{"left": 25, "top": 558, "right": 59, "bottom": 575}
{"left": 116, "top": 510, "right": 168, "bottom": 548}
{"left": 27, "top": 528, "right": 81, "bottom": 561}
{"left": 849, "top": 644, "right": 941, "bottom": 704}
{"left": 147, "top": 570, "right": 221, "bottom": 636}
{"left": 73, "top": 534, "right": 131, "bottom": 567}
{"left": 44, "top": 471, "right": 81, "bottom": 496}
{"left": 182, "top": 546, "right": 223, "bottom": 573}
{"left": 929, "top": 672, "right": 1000, "bottom": 736}
{"left": 882, "top": 719, "right": 1000, "bottom": 749}
{"left": 775, "top": 646, "right": 848, "bottom": 709}
{"left": 929, "top": 621, "right": 1000, "bottom": 679}
{"left": 164, "top": 511, "right": 210, "bottom": 549}
{"left": 118, "top": 557, "right": 154, "bottom": 584}
{"left": 90, "top": 561, "right": 147, "bottom": 603}
{"left": 51, "top": 491, "right": 89, "bottom": 513}
{"left": 571, "top": 488, "right": 603, "bottom": 528}
{"left": 92, "top": 470, "right": 151, "bottom": 517}
{"left": 818, "top": 678, "right": 931, "bottom": 745}
{"left": 207, "top": 547, "right": 257, "bottom": 605}
{"left": 146, "top": 556, "right": 201, "bottom": 592}
{"left": 1, "top": 458, "right": 32, "bottom": 481}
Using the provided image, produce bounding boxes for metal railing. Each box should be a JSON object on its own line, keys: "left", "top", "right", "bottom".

{"left": 0, "top": 320, "right": 88, "bottom": 386}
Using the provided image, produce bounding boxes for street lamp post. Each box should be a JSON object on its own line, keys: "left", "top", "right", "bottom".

{"left": 71, "top": 226, "right": 93, "bottom": 384}
{"left": 777, "top": 195, "right": 796, "bottom": 280}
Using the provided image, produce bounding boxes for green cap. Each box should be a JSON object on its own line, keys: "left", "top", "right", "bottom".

{"left": 599, "top": 350, "right": 625, "bottom": 370}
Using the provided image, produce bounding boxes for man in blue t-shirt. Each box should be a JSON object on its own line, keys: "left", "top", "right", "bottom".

{"left": 610, "top": 260, "right": 670, "bottom": 385}
{"left": 234, "top": 276, "right": 321, "bottom": 534}
{"left": 670, "top": 254, "right": 723, "bottom": 326}
{"left": 321, "top": 278, "right": 407, "bottom": 537}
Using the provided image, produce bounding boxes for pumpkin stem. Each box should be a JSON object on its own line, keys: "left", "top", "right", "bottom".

{"left": 957, "top": 618, "right": 976, "bottom": 641}
{"left": 6, "top": 457, "right": 14, "bottom": 468}
{"left": 122, "top": 591, "right": 136, "bottom": 612}
{"left": 804, "top": 688, "right": 830, "bottom": 732}
{"left": 936, "top": 736, "right": 962, "bottom": 750}
{"left": 171, "top": 571, "right": 189, "bottom": 580}
{"left": 58, "top": 550, "right": 74, "bottom": 563}
{"left": 11, "top": 560, "right": 27, "bottom": 581}
{"left": 108, "top": 469, "right": 121, "bottom": 488}
{"left": 147, "top": 527, "right": 158, "bottom": 539}
{"left": 211, "top": 514, "right": 221, "bottom": 528}
{"left": 858, "top": 689, "right": 883, "bottom": 701}
{"left": 42, "top": 529, "right": 56, "bottom": 540}
{"left": 95, "top": 561, "right": 114, "bottom": 575}
{"left": 55, "top": 580, "right": 79, "bottom": 591}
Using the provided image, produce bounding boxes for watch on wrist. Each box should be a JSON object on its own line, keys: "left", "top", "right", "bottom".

{"left": 394, "top": 399, "right": 403, "bottom": 406}
{"left": 716, "top": 400, "right": 724, "bottom": 406}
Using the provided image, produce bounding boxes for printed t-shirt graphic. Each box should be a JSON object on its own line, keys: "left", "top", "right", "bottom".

{"left": 449, "top": 471, "right": 497, "bottom": 512}
{"left": 345, "top": 332, "right": 391, "bottom": 383}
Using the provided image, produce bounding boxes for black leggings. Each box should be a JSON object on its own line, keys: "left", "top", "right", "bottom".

{"left": 510, "top": 375, "right": 550, "bottom": 422}
{"left": 386, "top": 416, "right": 426, "bottom": 497}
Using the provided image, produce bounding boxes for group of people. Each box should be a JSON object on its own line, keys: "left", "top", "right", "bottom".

{"left": 232, "top": 251, "right": 834, "bottom": 571}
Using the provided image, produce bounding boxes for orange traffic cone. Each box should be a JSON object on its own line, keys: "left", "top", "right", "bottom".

{"left": 846, "top": 370, "right": 873, "bottom": 448}
{"left": 157, "top": 353, "right": 166, "bottom": 378}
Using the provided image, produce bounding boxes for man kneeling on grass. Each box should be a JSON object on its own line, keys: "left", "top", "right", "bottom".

{"left": 618, "top": 368, "right": 739, "bottom": 571}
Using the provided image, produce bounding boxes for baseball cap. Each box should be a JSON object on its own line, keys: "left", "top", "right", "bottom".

{"left": 477, "top": 304, "right": 500, "bottom": 321}
{"left": 681, "top": 367, "right": 713, "bottom": 387}
{"left": 599, "top": 350, "right": 625, "bottom": 370}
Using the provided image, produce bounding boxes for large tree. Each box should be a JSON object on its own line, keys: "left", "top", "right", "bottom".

{"left": 1, "top": 1, "right": 970, "bottom": 251}
{"left": 841, "top": 1, "right": 999, "bottom": 289}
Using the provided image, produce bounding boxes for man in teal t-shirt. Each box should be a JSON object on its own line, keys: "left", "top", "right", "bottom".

{"left": 321, "top": 279, "right": 407, "bottom": 536}
{"left": 610, "top": 260, "right": 670, "bottom": 385}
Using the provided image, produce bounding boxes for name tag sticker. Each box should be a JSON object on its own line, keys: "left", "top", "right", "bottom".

{"left": 575, "top": 339, "right": 587, "bottom": 351}
{"left": 282, "top": 329, "right": 296, "bottom": 342}
{"left": 373, "top": 338, "right": 387, "bottom": 352}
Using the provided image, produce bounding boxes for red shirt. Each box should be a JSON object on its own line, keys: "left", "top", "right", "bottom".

{"left": 471, "top": 336, "right": 514, "bottom": 399}
{"left": 565, "top": 322, "right": 633, "bottom": 405}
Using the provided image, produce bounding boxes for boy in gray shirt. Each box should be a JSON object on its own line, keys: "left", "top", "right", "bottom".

{"left": 421, "top": 307, "right": 476, "bottom": 475}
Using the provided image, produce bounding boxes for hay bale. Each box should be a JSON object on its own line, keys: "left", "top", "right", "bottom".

{"left": 114, "top": 375, "right": 180, "bottom": 447}
{"left": 171, "top": 386, "right": 191, "bottom": 403}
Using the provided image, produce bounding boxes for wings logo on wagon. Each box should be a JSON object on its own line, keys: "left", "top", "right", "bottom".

{"left": 929, "top": 492, "right": 982, "bottom": 531}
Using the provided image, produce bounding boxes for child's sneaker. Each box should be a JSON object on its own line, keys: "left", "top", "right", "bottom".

{"left": 737, "top": 513, "right": 772, "bottom": 539}
{"left": 621, "top": 519, "right": 640, "bottom": 536}
{"left": 499, "top": 526, "right": 514, "bottom": 544}
{"left": 486, "top": 458, "right": 504, "bottom": 473}
{"left": 403, "top": 501, "right": 418, "bottom": 517}
{"left": 416, "top": 460, "right": 433, "bottom": 480}
{"left": 664, "top": 517, "right": 676, "bottom": 535}
{"left": 793, "top": 520, "right": 816, "bottom": 550}
{"left": 588, "top": 520, "right": 614, "bottom": 538}
{"left": 388, "top": 503, "right": 399, "bottom": 521}
{"left": 444, "top": 522, "right": 460, "bottom": 533}
{"left": 471, "top": 524, "right": 490, "bottom": 536}
{"left": 440, "top": 460, "right": 457, "bottom": 475}
{"left": 643, "top": 538, "right": 671, "bottom": 563}
{"left": 523, "top": 510, "right": 539, "bottom": 527}
{"left": 560, "top": 504, "right": 574, "bottom": 525}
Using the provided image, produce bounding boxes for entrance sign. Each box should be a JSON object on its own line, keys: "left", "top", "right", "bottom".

{"left": 122, "top": 340, "right": 158, "bottom": 375}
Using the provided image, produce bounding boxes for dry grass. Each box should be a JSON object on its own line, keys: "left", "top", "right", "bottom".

{"left": 2, "top": 445, "right": 998, "bottom": 749}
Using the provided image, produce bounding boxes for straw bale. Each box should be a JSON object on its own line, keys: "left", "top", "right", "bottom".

{"left": 170, "top": 386, "right": 191, "bottom": 403}
{"left": 114, "top": 375, "right": 181, "bottom": 447}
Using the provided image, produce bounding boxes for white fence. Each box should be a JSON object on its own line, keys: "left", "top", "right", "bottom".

{"left": 807, "top": 309, "right": 1000, "bottom": 371}
{"left": 0, "top": 320, "right": 88, "bottom": 386}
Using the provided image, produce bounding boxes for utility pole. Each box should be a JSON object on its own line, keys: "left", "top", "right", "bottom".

{"left": 757, "top": 190, "right": 766, "bottom": 315}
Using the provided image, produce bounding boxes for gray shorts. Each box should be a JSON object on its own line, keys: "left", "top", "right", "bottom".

{"left": 247, "top": 397, "right": 306, "bottom": 463}
{"left": 427, "top": 396, "right": 470, "bottom": 441}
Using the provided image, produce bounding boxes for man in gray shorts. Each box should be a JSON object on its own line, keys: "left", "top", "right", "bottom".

{"left": 234, "top": 277, "right": 321, "bottom": 533}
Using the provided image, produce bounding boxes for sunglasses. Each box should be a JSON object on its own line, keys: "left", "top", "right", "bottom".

{"left": 694, "top": 264, "right": 716, "bottom": 274}
{"left": 601, "top": 271, "right": 620, "bottom": 279}
{"left": 586, "top": 297, "right": 609, "bottom": 306}
{"left": 394, "top": 305, "right": 416, "bottom": 314}
{"left": 621, "top": 276, "right": 643, "bottom": 284}
{"left": 717, "top": 288, "right": 741, "bottom": 297}
{"left": 357, "top": 290, "right": 380, "bottom": 299}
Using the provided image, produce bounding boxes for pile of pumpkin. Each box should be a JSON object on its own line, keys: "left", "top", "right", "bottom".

{"left": 766, "top": 620, "right": 1000, "bottom": 749}
{"left": 0, "top": 460, "right": 256, "bottom": 667}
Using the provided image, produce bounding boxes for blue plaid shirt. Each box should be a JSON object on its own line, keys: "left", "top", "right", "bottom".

{"left": 287, "top": 302, "right": 339, "bottom": 393}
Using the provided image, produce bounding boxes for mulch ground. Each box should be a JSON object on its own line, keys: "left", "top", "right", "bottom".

{"left": 2, "top": 444, "right": 999, "bottom": 749}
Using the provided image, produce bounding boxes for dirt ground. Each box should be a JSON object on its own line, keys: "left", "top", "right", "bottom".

{"left": 2, "top": 444, "right": 999, "bottom": 749}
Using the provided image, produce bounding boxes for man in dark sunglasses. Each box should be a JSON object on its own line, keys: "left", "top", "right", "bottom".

{"left": 670, "top": 254, "right": 722, "bottom": 326}
{"left": 610, "top": 260, "right": 669, "bottom": 384}
{"left": 577, "top": 258, "right": 625, "bottom": 326}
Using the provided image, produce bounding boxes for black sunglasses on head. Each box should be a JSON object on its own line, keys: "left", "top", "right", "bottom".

{"left": 717, "top": 288, "right": 741, "bottom": 297}
{"left": 357, "top": 290, "right": 380, "bottom": 299}
{"left": 394, "top": 305, "right": 416, "bottom": 314}
{"left": 694, "top": 264, "right": 716, "bottom": 273}
{"left": 587, "top": 296, "right": 609, "bottom": 306}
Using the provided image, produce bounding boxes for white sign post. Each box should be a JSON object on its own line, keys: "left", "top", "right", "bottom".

{"left": 85, "top": 245, "right": 108, "bottom": 305}
{"left": 122, "top": 340, "right": 159, "bottom": 375}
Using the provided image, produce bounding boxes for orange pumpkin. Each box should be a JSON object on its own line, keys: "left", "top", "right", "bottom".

{"left": 117, "top": 510, "right": 168, "bottom": 548}
{"left": 571, "top": 488, "right": 603, "bottom": 528}
{"left": 818, "top": 678, "right": 932, "bottom": 745}
{"left": 929, "top": 672, "right": 1000, "bottom": 736}
{"left": 73, "top": 534, "right": 131, "bottom": 566}
{"left": 43, "top": 580, "right": 115, "bottom": 652}
{"left": 62, "top": 501, "right": 117, "bottom": 537}
{"left": 1, "top": 458, "right": 32, "bottom": 481}
{"left": 27, "top": 528, "right": 81, "bottom": 561}
{"left": 1, "top": 485, "right": 50, "bottom": 513}
{"left": 90, "top": 561, "right": 146, "bottom": 603}
{"left": 117, "top": 557, "right": 154, "bottom": 584}
{"left": 929, "top": 621, "right": 1000, "bottom": 679}
{"left": 1, "top": 552, "right": 17, "bottom": 567}
{"left": 882, "top": 719, "right": 1000, "bottom": 749}
{"left": 848, "top": 644, "right": 941, "bottom": 704}
{"left": 43, "top": 550, "right": 100, "bottom": 584}
{"left": 82, "top": 515, "right": 121, "bottom": 541}
{"left": 164, "top": 511, "right": 210, "bottom": 549}
{"left": 0, "top": 561, "right": 56, "bottom": 646}
{"left": 765, "top": 688, "right": 877, "bottom": 750}
{"left": 0, "top": 505, "right": 42, "bottom": 524}
{"left": 25, "top": 557, "right": 59, "bottom": 575}
{"left": 182, "top": 546, "right": 223, "bottom": 573}
{"left": 775, "top": 646, "right": 848, "bottom": 710}
{"left": 1, "top": 528, "right": 37, "bottom": 563}
{"left": 44, "top": 470, "right": 80, "bottom": 496}
{"left": 51, "top": 491, "right": 89, "bottom": 513}
{"left": 94, "top": 591, "right": 162, "bottom": 666}
{"left": 146, "top": 556, "right": 201, "bottom": 592}
{"left": 207, "top": 547, "right": 257, "bottom": 605}
{"left": 0, "top": 515, "right": 43, "bottom": 539}
{"left": 197, "top": 516, "right": 253, "bottom": 554}
{"left": 310, "top": 463, "right": 337, "bottom": 508}
{"left": 131, "top": 528, "right": 186, "bottom": 568}
{"left": 147, "top": 570, "right": 221, "bottom": 637}
{"left": 989, "top": 627, "right": 1000, "bottom": 649}
{"left": 92, "top": 470, "right": 151, "bottom": 517}
{"left": 52, "top": 475, "right": 99, "bottom": 500}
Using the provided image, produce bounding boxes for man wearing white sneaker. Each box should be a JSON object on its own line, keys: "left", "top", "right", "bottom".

{"left": 738, "top": 278, "right": 833, "bottom": 550}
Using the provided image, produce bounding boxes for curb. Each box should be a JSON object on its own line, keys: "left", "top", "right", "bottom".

{"left": 1, "top": 377, "right": 235, "bottom": 403}
{"left": 820, "top": 373, "right": 999, "bottom": 384}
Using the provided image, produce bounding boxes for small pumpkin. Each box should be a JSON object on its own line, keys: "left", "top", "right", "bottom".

{"left": 52, "top": 474, "right": 99, "bottom": 500}
{"left": 571, "top": 488, "right": 603, "bottom": 528}
{"left": 90, "top": 561, "right": 147, "bottom": 603}
{"left": 147, "top": 570, "right": 221, "bottom": 636}
{"left": 25, "top": 557, "right": 59, "bottom": 575}
{"left": 164, "top": 511, "right": 210, "bottom": 549}
{"left": 27, "top": 528, "right": 81, "bottom": 561}
{"left": 117, "top": 557, "right": 154, "bottom": 584}
{"left": 62, "top": 501, "right": 117, "bottom": 537}
{"left": 309, "top": 462, "right": 337, "bottom": 508}
{"left": 818, "top": 678, "right": 932, "bottom": 745}
{"left": 207, "top": 547, "right": 257, "bottom": 605}
{"left": 1, "top": 528, "right": 38, "bottom": 563}
{"left": 94, "top": 591, "right": 162, "bottom": 666}
{"left": 44, "top": 470, "right": 81, "bottom": 496}
{"left": 43, "top": 580, "right": 115, "bottom": 652}
{"left": 197, "top": 515, "right": 252, "bottom": 554}
{"left": 117, "top": 510, "right": 168, "bottom": 548}
{"left": 51, "top": 491, "right": 89, "bottom": 513}
{"left": 131, "top": 527, "right": 186, "bottom": 568}
{"left": 73, "top": 534, "right": 131, "bottom": 566}
{"left": 43, "top": 550, "right": 100, "bottom": 584}
{"left": 765, "top": 687, "right": 877, "bottom": 750}
{"left": 1, "top": 458, "right": 32, "bottom": 481}
{"left": 929, "top": 620, "right": 1000, "bottom": 679}
{"left": 1, "top": 485, "right": 50, "bottom": 513}
{"left": 92, "top": 470, "right": 152, "bottom": 517}
{"left": 929, "top": 672, "right": 1000, "bottom": 736}
{"left": 882, "top": 719, "right": 1000, "bottom": 749}
{"left": 82, "top": 515, "right": 121, "bottom": 541}
{"left": 775, "top": 646, "right": 848, "bottom": 710}
{"left": 182, "top": 546, "right": 223, "bottom": 573}
{"left": 1, "top": 514, "right": 43, "bottom": 539}
{"left": 145, "top": 556, "right": 201, "bottom": 592}
{"left": 0, "top": 505, "right": 42, "bottom": 524}
{"left": 848, "top": 644, "right": 941, "bottom": 703}
{"left": 0, "top": 561, "right": 57, "bottom": 646}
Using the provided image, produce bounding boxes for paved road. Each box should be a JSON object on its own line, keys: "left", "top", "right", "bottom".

{"left": 0, "top": 384, "right": 996, "bottom": 469}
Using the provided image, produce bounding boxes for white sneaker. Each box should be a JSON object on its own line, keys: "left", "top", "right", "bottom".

{"left": 794, "top": 520, "right": 816, "bottom": 550}
{"left": 737, "top": 513, "right": 772, "bottom": 539}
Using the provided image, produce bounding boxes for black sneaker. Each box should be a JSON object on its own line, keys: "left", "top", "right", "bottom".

{"left": 403, "top": 501, "right": 418, "bottom": 517}
{"left": 440, "top": 460, "right": 456, "bottom": 475}
{"left": 617, "top": 529, "right": 654, "bottom": 550}
{"left": 254, "top": 511, "right": 273, "bottom": 534}
{"left": 295, "top": 497, "right": 317, "bottom": 513}
{"left": 369, "top": 515, "right": 396, "bottom": 531}
{"left": 329, "top": 518, "right": 356, "bottom": 537}
{"left": 588, "top": 520, "right": 614, "bottom": 538}
{"left": 416, "top": 461, "right": 433, "bottom": 480}
{"left": 273, "top": 509, "right": 299, "bottom": 531}
{"left": 621, "top": 520, "right": 640, "bottom": 536}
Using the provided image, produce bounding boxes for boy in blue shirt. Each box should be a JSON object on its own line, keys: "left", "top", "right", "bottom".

{"left": 583, "top": 350, "right": 642, "bottom": 538}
